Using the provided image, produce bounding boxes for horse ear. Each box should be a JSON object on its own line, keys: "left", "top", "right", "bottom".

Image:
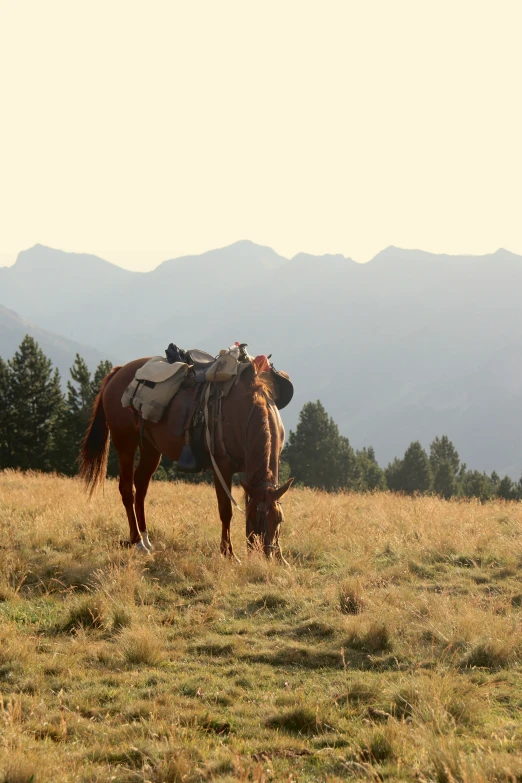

{"left": 274, "top": 478, "right": 294, "bottom": 500}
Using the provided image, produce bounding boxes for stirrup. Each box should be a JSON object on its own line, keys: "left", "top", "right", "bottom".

{"left": 177, "top": 444, "right": 198, "bottom": 473}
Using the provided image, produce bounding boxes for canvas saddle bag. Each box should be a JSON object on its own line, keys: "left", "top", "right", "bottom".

{"left": 121, "top": 357, "right": 189, "bottom": 422}
{"left": 204, "top": 345, "right": 240, "bottom": 383}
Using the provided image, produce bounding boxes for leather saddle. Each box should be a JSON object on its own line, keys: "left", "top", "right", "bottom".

{"left": 187, "top": 349, "right": 216, "bottom": 382}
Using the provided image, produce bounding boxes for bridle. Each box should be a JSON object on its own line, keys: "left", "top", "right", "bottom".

{"left": 248, "top": 479, "right": 283, "bottom": 552}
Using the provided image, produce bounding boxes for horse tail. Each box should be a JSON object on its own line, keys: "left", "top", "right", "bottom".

{"left": 79, "top": 366, "right": 121, "bottom": 495}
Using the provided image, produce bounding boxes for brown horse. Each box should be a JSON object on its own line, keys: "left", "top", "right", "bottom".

{"left": 79, "top": 359, "right": 293, "bottom": 560}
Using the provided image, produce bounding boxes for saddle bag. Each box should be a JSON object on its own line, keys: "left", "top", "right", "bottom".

{"left": 121, "top": 357, "right": 188, "bottom": 422}
{"left": 205, "top": 345, "right": 240, "bottom": 383}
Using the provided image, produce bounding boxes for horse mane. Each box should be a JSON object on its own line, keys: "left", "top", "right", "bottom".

{"left": 243, "top": 369, "right": 281, "bottom": 499}
{"left": 253, "top": 371, "right": 276, "bottom": 402}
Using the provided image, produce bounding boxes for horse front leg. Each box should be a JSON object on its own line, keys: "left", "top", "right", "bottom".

{"left": 212, "top": 466, "right": 241, "bottom": 563}
{"left": 134, "top": 439, "right": 161, "bottom": 552}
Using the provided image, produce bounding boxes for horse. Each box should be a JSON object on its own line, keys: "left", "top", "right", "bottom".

{"left": 79, "top": 358, "right": 293, "bottom": 561}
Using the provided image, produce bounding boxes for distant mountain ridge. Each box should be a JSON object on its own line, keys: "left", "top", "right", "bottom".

{"left": 0, "top": 303, "right": 111, "bottom": 377}
{"left": 1, "top": 240, "right": 521, "bottom": 478}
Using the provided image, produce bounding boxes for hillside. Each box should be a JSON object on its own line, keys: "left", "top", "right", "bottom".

{"left": 1, "top": 241, "right": 522, "bottom": 476}
{"left": 0, "top": 303, "right": 110, "bottom": 377}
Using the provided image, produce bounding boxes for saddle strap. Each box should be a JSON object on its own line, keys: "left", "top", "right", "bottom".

{"left": 204, "top": 384, "right": 244, "bottom": 514}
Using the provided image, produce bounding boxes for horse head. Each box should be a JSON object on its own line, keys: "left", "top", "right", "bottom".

{"left": 240, "top": 478, "right": 294, "bottom": 557}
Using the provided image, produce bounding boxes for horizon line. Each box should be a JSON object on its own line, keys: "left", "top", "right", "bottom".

{"left": 0, "top": 240, "right": 519, "bottom": 274}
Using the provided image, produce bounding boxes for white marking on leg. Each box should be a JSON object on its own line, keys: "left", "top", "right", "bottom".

{"left": 134, "top": 539, "right": 151, "bottom": 554}
{"left": 141, "top": 531, "right": 153, "bottom": 551}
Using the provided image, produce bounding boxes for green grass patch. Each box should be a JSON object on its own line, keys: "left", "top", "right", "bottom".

{"left": 266, "top": 706, "right": 325, "bottom": 735}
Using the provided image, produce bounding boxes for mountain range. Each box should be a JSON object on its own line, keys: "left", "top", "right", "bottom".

{"left": 0, "top": 303, "right": 111, "bottom": 378}
{"left": 1, "top": 241, "right": 521, "bottom": 478}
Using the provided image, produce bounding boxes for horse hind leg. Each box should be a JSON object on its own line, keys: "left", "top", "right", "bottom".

{"left": 134, "top": 439, "right": 161, "bottom": 551}
{"left": 113, "top": 437, "right": 148, "bottom": 553}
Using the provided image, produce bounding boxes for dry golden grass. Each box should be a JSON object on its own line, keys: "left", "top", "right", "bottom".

{"left": 1, "top": 470, "right": 522, "bottom": 782}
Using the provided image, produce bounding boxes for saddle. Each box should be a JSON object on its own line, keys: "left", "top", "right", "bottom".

{"left": 173, "top": 349, "right": 252, "bottom": 473}
{"left": 166, "top": 344, "right": 242, "bottom": 383}
{"left": 187, "top": 349, "right": 217, "bottom": 382}
{"left": 125, "top": 343, "right": 294, "bottom": 474}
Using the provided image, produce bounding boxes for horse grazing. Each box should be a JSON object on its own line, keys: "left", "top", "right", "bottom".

{"left": 79, "top": 359, "right": 293, "bottom": 560}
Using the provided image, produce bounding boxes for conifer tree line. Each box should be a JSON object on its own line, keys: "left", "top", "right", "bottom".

{"left": 1, "top": 336, "right": 521, "bottom": 501}
{"left": 282, "top": 401, "right": 522, "bottom": 501}
{"left": 0, "top": 335, "right": 116, "bottom": 476}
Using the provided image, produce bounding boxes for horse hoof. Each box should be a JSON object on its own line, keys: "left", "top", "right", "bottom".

{"left": 220, "top": 545, "right": 241, "bottom": 564}
{"left": 134, "top": 540, "right": 151, "bottom": 555}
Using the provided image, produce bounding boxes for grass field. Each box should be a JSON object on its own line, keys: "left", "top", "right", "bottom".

{"left": 1, "top": 472, "right": 522, "bottom": 782}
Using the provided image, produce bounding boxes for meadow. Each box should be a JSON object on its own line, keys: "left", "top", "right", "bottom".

{"left": 1, "top": 472, "right": 522, "bottom": 782}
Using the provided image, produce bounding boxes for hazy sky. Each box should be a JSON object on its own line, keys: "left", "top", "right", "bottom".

{"left": 1, "top": 1, "right": 521, "bottom": 271}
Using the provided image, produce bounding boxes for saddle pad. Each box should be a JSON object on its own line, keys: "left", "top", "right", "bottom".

{"left": 135, "top": 357, "right": 188, "bottom": 383}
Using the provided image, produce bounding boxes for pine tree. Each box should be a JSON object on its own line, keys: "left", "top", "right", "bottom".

{"left": 358, "top": 446, "right": 377, "bottom": 464}
{"left": 336, "top": 435, "right": 360, "bottom": 490}
{"left": 282, "top": 400, "right": 358, "bottom": 491}
{"left": 91, "top": 359, "right": 113, "bottom": 399}
{"left": 356, "top": 448, "right": 386, "bottom": 491}
{"left": 497, "top": 475, "right": 516, "bottom": 500}
{"left": 69, "top": 354, "right": 93, "bottom": 414}
{"left": 461, "top": 470, "right": 493, "bottom": 503}
{"left": 433, "top": 460, "right": 458, "bottom": 499}
{"left": 0, "top": 357, "right": 15, "bottom": 468}
{"left": 397, "top": 441, "right": 432, "bottom": 495}
{"left": 430, "top": 435, "right": 460, "bottom": 476}
{"left": 91, "top": 360, "right": 119, "bottom": 476}
{"left": 58, "top": 356, "right": 115, "bottom": 476}
{"left": 7, "top": 335, "right": 65, "bottom": 471}
{"left": 55, "top": 354, "right": 95, "bottom": 475}
{"left": 385, "top": 458, "right": 404, "bottom": 492}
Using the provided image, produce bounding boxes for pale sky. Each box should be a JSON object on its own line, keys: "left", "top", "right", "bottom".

{"left": 1, "top": 1, "right": 521, "bottom": 272}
